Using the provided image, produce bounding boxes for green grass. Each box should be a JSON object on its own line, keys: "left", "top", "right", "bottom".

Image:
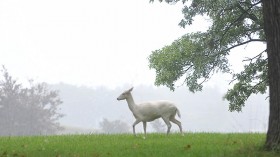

{"left": 0, "top": 133, "right": 278, "bottom": 157}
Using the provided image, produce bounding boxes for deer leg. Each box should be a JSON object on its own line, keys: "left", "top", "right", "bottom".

{"left": 143, "top": 121, "right": 147, "bottom": 138}
{"left": 170, "top": 118, "right": 184, "bottom": 136}
{"left": 132, "top": 119, "right": 141, "bottom": 137}
{"left": 162, "top": 117, "right": 172, "bottom": 135}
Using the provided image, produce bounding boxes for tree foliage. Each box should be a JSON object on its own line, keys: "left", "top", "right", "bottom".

{"left": 148, "top": 0, "right": 267, "bottom": 112}
{"left": 0, "top": 66, "right": 63, "bottom": 136}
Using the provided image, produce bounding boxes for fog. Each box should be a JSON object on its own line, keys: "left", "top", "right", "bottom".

{"left": 0, "top": 0, "right": 269, "bottom": 135}
{"left": 53, "top": 83, "right": 268, "bottom": 134}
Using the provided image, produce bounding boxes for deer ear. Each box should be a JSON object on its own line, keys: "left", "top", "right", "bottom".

{"left": 128, "top": 87, "right": 134, "bottom": 92}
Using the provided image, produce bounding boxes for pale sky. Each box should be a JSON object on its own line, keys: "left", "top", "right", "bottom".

{"left": 0, "top": 0, "right": 264, "bottom": 90}
{"left": 0, "top": 0, "right": 269, "bottom": 133}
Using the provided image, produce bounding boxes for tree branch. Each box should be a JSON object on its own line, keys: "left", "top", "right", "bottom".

{"left": 237, "top": 1, "right": 261, "bottom": 23}
{"left": 249, "top": 78, "right": 268, "bottom": 93}
{"left": 220, "top": 1, "right": 262, "bottom": 44}
{"left": 243, "top": 49, "right": 267, "bottom": 62}
{"left": 224, "top": 39, "right": 265, "bottom": 52}
{"left": 182, "top": 64, "right": 194, "bottom": 73}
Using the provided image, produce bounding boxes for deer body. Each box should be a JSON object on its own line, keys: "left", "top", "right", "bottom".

{"left": 117, "top": 87, "right": 183, "bottom": 138}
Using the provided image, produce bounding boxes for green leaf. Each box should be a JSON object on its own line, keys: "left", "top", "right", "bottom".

{"left": 148, "top": 0, "right": 266, "bottom": 111}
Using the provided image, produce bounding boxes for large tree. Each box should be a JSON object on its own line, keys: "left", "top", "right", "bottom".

{"left": 0, "top": 66, "right": 63, "bottom": 135}
{"left": 148, "top": 0, "right": 280, "bottom": 150}
{"left": 262, "top": 0, "right": 280, "bottom": 150}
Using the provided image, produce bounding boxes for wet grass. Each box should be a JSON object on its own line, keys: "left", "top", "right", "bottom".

{"left": 0, "top": 133, "right": 278, "bottom": 157}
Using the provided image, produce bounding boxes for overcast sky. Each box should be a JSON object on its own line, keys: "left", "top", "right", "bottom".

{"left": 0, "top": 0, "right": 265, "bottom": 90}
{"left": 0, "top": 0, "right": 269, "bottom": 133}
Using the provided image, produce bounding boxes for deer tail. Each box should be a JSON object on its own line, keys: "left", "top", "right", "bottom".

{"left": 176, "top": 108, "right": 181, "bottom": 118}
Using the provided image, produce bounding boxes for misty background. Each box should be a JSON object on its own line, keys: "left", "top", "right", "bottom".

{"left": 0, "top": 0, "right": 268, "bottom": 135}
{"left": 51, "top": 83, "right": 268, "bottom": 134}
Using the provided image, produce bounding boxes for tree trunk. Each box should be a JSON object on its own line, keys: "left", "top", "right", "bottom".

{"left": 263, "top": 0, "right": 280, "bottom": 150}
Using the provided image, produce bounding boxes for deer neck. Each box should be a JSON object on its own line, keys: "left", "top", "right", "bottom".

{"left": 125, "top": 93, "right": 136, "bottom": 112}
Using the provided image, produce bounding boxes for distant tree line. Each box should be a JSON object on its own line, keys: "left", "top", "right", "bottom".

{"left": 0, "top": 66, "right": 63, "bottom": 136}
{"left": 99, "top": 118, "right": 166, "bottom": 134}
{"left": 99, "top": 118, "right": 130, "bottom": 134}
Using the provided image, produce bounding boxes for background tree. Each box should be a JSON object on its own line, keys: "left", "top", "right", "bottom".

{"left": 99, "top": 118, "right": 130, "bottom": 134}
{"left": 151, "top": 119, "right": 166, "bottom": 133}
{"left": 0, "top": 66, "right": 63, "bottom": 136}
{"left": 148, "top": 0, "right": 280, "bottom": 150}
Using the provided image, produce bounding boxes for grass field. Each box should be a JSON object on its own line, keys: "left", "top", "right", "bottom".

{"left": 0, "top": 133, "right": 278, "bottom": 157}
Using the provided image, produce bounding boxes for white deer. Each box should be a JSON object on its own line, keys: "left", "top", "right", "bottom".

{"left": 117, "top": 87, "right": 183, "bottom": 137}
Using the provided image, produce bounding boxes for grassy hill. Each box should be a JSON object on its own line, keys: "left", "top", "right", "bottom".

{"left": 0, "top": 133, "right": 278, "bottom": 157}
